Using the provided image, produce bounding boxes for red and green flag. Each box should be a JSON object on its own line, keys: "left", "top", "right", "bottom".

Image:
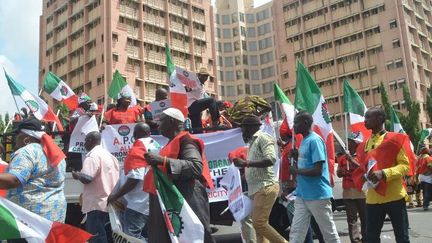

{"left": 43, "top": 72, "right": 78, "bottom": 110}
{"left": 4, "top": 71, "right": 64, "bottom": 132}
{"left": 166, "top": 43, "right": 188, "bottom": 117}
{"left": 108, "top": 70, "right": 137, "bottom": 106}
{"left": 0, "top": 198, "right": 92, "bottom": 242}
{"left": 154, "top": 167, "right": 204, "bottom": 242}
{"left": 343, "top": 79, "right": 371, "bottom": 139}
{"left": 294, "top": 60, "right": 335, "bottom": 184}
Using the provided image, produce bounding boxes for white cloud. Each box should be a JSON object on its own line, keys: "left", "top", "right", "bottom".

{"left": 0, "top": 1, "right": 43, "bottom": 60}
{"left": 0, "top": 55, "right": 26, "bottom": 116}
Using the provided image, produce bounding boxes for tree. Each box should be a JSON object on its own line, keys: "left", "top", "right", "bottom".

{"left": 0, "top": 114, "right": 4, "bottom": 133}
{"left": 426, "top": 87, "right": 432, "bottom": 123}
{"left": 379, "top": 82, "right": 392, "bottom": 130}
{"left": 398, "top": 85, "right": 421, "bottom": 148}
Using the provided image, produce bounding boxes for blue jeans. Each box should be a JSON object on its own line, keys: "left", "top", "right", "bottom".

{"left": 123, "top": 208, "right": 149, "bottom": 239}
{"left": 86, "top": 210, "right": 110, "bottom": 243}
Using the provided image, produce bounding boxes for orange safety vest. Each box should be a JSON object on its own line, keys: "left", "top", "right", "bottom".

{"left": 144, "top": 131, "right": 214, "bottom": 193}
{"left": 353, "top": 132, "right": 412, "bottom": 196}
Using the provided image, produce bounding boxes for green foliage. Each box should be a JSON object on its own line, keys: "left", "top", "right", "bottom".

{"left": 379, "top": 82, "right": 392, "bottom": 130}
{"left": 426, "top": 87, "right": 432, "bottom": 122}
{"left": 398, "top": 85, "right": 421, "bottom": 148}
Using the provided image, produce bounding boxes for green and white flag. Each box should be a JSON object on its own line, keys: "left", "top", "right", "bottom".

{"left": 343, "top": 80, "right": 371, "bottom": 138}
{"left": 390, "top": 106, "right": 404, "bottom": 133}
{"left": 154, "top": 168, "right": 204, "bottom": 243}
{"left": 274, "top": 83, "right": 295, "bottom": 128}
{"left": 108, "top": 70, "right": 137, "bottom": 106}
{"left": 419, "top": 128, "right": 432, "bottom": 144}
{"left": 0, "top": 198, "right": 92, "bottom": 243}
{"left": 43, "top": 72, "right": 78, "bottom": 110}
{"left": 4, "top": 70, "right": 64, "bottom": 131}
{"left": 294, "top": 60, "right": 335, "bottom": 184}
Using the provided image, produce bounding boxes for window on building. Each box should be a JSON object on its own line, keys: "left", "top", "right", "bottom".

{"left": 263, "top": 82, "right": 273, "bottom": 94}
{"left": 218, "top": 71, "right": 224, "bottom": 81}
{"left": 256, "top": 9, "right": 270, "bottom": 22}
{"left": 261, "top": 66, "right": 275, "bottom": 79}
{"left": 233, "top": 27, "right": 239, "bottom": 37}
{"left": 244, "top": 69, "right": 249, "bottom": 79}
{"left": 247, "top": 27, "right": 256, "bottom": 37}
{"left": 260, "top": 51, "right": 274, "bottom": 64}
{"left": 234, "top": 41, "right": 240, "bottom": 51}
{"left": 258, "top": 37, "right": 273, "bottom": 49}
{"left": 257, "top": 23, "right": 271, "bottom": 36}
{"left": 227, "top": 85, "right": 236, "bottom": 96}
{"left": 282, "top": 72, "right": 289, "bottom": 79}
{"left": 237, "top": 84, "right": 244, "bottom": 95}
{"left": 217, "top": 56, "right": 223, "bottom": 65}
{"left": 232, "top": 13, "right": 238, "bottom": 23}
{"left": 220, "top": 85, "right": 225, "bottom": 96}
{"left": 222, "top": 15, "right": 230, "bottom": 24}
{"left": 241, "top": 26, "right": 246, "bottom": 37}
{"left": 223, "top": 43, "right": 232, "bottom": 52}
{"left": 216, "top": 28, "right": 221, "bottom": 38}
{"left": 242, "top": 40, "right": 247, "bottom": 51}
{"left": 250, "top": 70, "right": 260, "bottom": 80}
{"left": 252, "top": 84, "right": 261, "bottom": 95}
{"left": 235, "top": 56, "right": 241, "bottom": 65}
{"left": 248, "top": 41, "right": 257, "bottom": 51}
{"left": 249, "top": 55, "right": 259, "bottom": 66}
{"left": 236, "top": 70, "right": 242, "bottom": 80}
{"left": 240, "top": 13, "right": 245, "bottom": 22}
{"left": 215, "top": 14, "right": 220, "bottom": 24}
{"left": 223, "top": 28, "right": 231, "bottom": 38}
{"left": 389, "top": 20, "right": 398, "bottom": 29}
{"left": 243, "top": 55, "right": 248, "bottom": 65}
{"left": 224, "top": 56, "right": 233, "bottom": 66}
{"left": 392, "top": 39, "right": 400, "bottom": 48}
{"left": 245, "top": 84, "right": 251, "bottom": 94}
{"left": 395, "top": 59, "right": 403, "bottom": 68}
{"left": 225, "top": 71, "right": 235, "bottom": 81}
{"left": 246, "top": 13, "right": 255, "bottom": 23}
{"left": 113, "top": 53, "right": 119, "bottom": 62}
{"left": 281, "top": 55, "right": 288, "bottom": 63}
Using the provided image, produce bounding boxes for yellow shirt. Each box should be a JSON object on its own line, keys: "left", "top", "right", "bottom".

{"left": 364, "top": 132, "right": 409, "bottom": 204}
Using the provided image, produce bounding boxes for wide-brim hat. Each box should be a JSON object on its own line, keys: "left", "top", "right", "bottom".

{"left": 198, "top": 67, "right": 210, "bottom": 76}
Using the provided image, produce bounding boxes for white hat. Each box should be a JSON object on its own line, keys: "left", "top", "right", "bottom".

{"left": 89, "top": 102, "right": 98, "bottom": 111}
{"left": 162, "top": 108, "right": 185, "bottom": 123}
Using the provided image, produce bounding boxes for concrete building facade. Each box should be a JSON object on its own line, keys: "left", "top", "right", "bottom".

{"left": 215, "top": 0, "right": 280, "bottom": 103}
{"left": 39, "top": 0, "right": 217, "bottom": 107}
{"left": 274, "top": 0, "right": 432, "bottom": 134}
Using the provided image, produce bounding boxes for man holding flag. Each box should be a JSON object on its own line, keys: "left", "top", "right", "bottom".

{"left": 353, "top": 107, "right": 411, "bottom": 243}
{"left": 144, "top": 108, "right": 215, "bottom": 243}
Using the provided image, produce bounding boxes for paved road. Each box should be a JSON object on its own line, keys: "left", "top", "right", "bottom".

{"left": 213, "top": 207, "right": 432, "bottom": 242}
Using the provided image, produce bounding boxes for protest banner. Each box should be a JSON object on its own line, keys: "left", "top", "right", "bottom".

{"left": 108, "top": 205, "right": 144, "bottom": 243}
{"left": 220, "top": 164, "right": 252, "bottom": 221}
{"left": 101, "top": 123, "right": 137, "bottom": 167}
{"left": 102, "top": 127, "right": 245, "bottom": 203}
{"left": 150, "top": 99, "right": 171, "bottom": 122}
{"left": 68, "top": 116, "right": 99, "bottom": 153}
{"left": 175, "top": 66, "right": 200, "bottom": 89}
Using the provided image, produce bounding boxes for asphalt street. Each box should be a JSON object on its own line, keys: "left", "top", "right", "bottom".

{"left": 213, "top": 207, "right": 432, "bottom": 242}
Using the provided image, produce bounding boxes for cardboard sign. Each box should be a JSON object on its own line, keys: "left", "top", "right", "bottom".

{"left": 150, "top": 99, "right": 171, "bottom": 121}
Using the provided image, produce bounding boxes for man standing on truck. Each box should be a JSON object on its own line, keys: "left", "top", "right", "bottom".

{"left": 72, "top": 131, "right": 119, "bottom": 243}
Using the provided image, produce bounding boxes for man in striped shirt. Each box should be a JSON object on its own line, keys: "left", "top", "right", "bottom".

{"left": 233, "top": 116, "right": 288, "bottom": 243}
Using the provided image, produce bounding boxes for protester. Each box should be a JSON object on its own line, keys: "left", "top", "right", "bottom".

{"left": 233, "top": 115, "right": 288, "bottom": 243}
{"left": 353, "top": 107, "right": 411, "bottom": 243}
{"left": 72, "top": 131, "right": 120, "bottom": 243}
{"left": 143, "top": 87, "right": 169, "bottom": 134}
{"left": 417, "top": 144, "right": 432, "bottom": 210}
{"left": 107, "top": 123, "right": 160, "bottom": 239}
{"left": 187, "top": 67, "right": 220, "bottom": 132}
{"left": 0, "top": 118, "right": 67, "bottom": 222}
{"left": 69, "top": 93, "right": 93, "bottom": 127}
{"left": 336, "top": 133, "right": 366, "bottom": 243}
{"left": 144, "top": 108, "right": 215, "bottom": 243}
{"left": 288, "top": 111, "right": 340, "bottom": 243}
{"left": 104, "top": 91, "right": 143, "bottom": 124}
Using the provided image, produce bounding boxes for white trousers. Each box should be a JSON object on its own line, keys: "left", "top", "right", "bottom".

{"left": 289, "top": 197, "right": 341, "bottom": 243}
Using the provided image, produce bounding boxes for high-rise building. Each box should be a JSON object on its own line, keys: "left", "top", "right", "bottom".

{"left": 215, "top": 0, "right": 280, "bottom": 104}
{"left": 274, "top": 0, "right": 432, "bottom": 133}
{"left": 39, "top": 0, "right": 217, "bottom": 107}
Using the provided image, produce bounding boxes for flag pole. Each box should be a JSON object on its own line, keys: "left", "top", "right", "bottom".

{"left": 290, "top": 109, "right": 297, "bottom": 181}
{"left": 11, "top": 95, "right": 21, "bottom": 116}
{"left": 52, "top": 110, "right": 60, "bottom": 132}
{"left": 344, "top": 112, "right": 350, "bottom": 170}
{"left": 38, "top": 88, "right": 43, "bottom": 96}
{"left": 99, "top": 108, "right": 105, "bottom": 129}
{"left": 3, "top": 118, "right": 13, "bottom": 133}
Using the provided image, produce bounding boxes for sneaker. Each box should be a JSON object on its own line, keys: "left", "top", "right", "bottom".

{"left": 424, "top": 207, "right": 429, "bottom": 211}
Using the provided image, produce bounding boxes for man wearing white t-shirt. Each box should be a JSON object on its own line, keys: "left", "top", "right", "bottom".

{"left": 186, "top": 67, "right": 220, "bottom": 132}
{"left": 107, "top": 123, "right": 161, "bottom": 239}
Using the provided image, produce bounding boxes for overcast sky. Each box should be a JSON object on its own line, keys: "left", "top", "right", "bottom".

{"left": 0, "top": 0, "right": 271, "bottom": 116}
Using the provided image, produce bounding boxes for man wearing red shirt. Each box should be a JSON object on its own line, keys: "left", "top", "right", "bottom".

{"left": 336, "top": 133, "right": 366, "bottom": 243}
{"left": 104, "top": 91, "right": 143, "bottom": 125}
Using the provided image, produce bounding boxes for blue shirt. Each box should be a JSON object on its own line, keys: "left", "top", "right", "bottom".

{"left": 7, "top": 143, "right": 67, "bottom": 222}
{"left": 296, "top": 132, "right": 332, "bottom": 200}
